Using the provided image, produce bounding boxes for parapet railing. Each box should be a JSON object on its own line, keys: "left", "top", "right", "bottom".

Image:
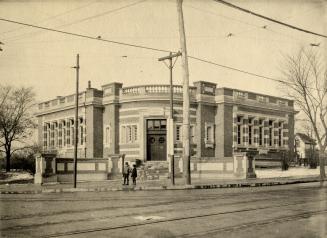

{"left": 120, "top": 85, "right": 196, "bottom": 96}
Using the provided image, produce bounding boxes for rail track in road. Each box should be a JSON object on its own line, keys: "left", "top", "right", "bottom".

{"left": 38, "top": 198, "right": 327, "bottom": 238}
{"left": 1, "top": 184, "right": 326, "bottom": 237}
{"left": 1, "top": 183, "right": 325, "bottom": 222}
{"left": 178, "top": 209, "right": 327, "bottom": 238}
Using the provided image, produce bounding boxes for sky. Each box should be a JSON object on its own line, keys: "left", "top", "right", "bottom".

{"left": 0, "top": 0, "right": 326, "bottom": 103}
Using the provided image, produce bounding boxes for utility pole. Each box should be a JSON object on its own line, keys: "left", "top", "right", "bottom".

{"left": 72, "top": 54, "right": 80, "bottom": 188}
{"left": 158, "top": 51, "right": 181, "bottom": 186}
{"left": 176, "top": 0, "right": 191, "bottom": 185}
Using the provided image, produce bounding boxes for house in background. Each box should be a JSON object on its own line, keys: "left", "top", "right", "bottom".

{"left": 295, "top": 133, "right": 317, "bottom": 165}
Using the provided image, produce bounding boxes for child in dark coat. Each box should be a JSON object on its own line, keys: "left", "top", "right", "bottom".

{"left": 131, "top": 164, "right": 137, "bottom": 185}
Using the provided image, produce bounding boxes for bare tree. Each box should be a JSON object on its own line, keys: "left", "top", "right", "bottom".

{"left": 281, "top": 48, "right": 326, "bottom": 180}
{"left": 0, "top": 85, "right": 36, "bottom": 172}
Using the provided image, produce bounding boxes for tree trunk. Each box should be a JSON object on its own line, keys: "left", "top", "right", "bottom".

{"left": 5, "top": 150, "right": 11, "bottom": 172}
{"left": 319, "top": 153, "right": 326, "bottom": 181}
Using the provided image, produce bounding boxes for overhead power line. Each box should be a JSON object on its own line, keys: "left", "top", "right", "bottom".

{"left": 187, "top": 55, "right": 287, "bottom": 84}
{"left": 185, "top": 3, "right": 307, "bottom": 44}
{"left": 57, "top": 0, "right": 147, "bottom": 29}
{"left": 0, "top": 18, "right": 171, "bottom": 53}
{"left": 2, "top": 0, "right": 147, "bottom": 43}
{"left": 213, "top": 0, "right": 327, "bottom": 39}
{"left": 0, "top": 17, "right": 322, "bottom": 92}
{"left": 0, "top": 0, "right": 98, "bottom": 36}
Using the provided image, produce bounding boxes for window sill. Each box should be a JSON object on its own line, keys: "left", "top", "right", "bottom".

{"left": 205, "top": 142, "right": 214, "bottom": 149}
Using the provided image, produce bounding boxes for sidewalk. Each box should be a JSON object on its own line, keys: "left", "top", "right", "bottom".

{"left": 0, "top": 167, "right": 325, "bottom": 194}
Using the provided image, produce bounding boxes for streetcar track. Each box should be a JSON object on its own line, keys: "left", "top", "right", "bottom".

{"left": 2, "top": 196, "right": 306, "bottom": 231}
{"left": 178, "top": 210, "right": 327, "bottom": 237}
{"left": 0, "top": 195, "right": 233, "bottom": 220}
{"left": 40, "top": 202, "right": 327, "bottom": 237}
{"left": 1, "top": 185, "right": 326, "bottom": 221}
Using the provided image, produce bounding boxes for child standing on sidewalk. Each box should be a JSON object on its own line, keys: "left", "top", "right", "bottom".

{"left": 131, "top": 164, "right": 137, "bottom": 185}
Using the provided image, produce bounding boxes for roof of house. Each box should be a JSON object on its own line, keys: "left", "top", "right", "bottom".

{"left": 296, "top": 133, "right": 316, "bottom": 144}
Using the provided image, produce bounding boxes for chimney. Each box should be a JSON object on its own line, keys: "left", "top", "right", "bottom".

{"left": 88, "top": 80, "right": 91, "bottom": 89}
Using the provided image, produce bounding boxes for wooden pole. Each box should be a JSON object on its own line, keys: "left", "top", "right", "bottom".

{"left": 176, "top": 0, "right": 191, "bottom": 185}
{"left": 158, "top": 51, "right": 181, "bottom": 185}
{"left": 73, "top": 54, "right": 79, "bottom": 188}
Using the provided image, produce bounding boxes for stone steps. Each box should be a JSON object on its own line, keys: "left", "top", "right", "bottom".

{"left": 139, "top": 161, "right": 169, "bottom": 180}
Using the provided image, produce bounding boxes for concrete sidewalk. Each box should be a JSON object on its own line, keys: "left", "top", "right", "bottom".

{"left": 0, "top": 175, "right": 325, "bottom": 194}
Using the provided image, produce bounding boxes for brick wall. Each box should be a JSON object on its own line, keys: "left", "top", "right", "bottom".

{"left": 199, "top": 104, "right": 216, "bottom": 158}
{"left": 224, "top": 105, "right": 233, "bottom": 157}
{"left": 103, "top": 103, "right": 120, "bottom": 156}
{"left": 93, "top": 106, "right": 103, "bottom": 158}
{"left": 215, "top": 104, "right": 233, "bottom": 158}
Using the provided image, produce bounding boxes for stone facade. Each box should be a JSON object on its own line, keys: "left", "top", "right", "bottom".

{"left": 36, "top": 81, "right": 296, "bottom": 167}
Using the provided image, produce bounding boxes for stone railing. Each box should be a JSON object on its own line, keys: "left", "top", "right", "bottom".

{"left": 38, "top": 93, "right": 86, "bottom": 111}
{"left": 232, "top": 90, "right": 292, "bottom": 109}
{"left": 120, "top": 85, "right": 196, "bottom": 96}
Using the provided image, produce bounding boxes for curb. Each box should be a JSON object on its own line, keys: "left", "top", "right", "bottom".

{"left": 0, "top": 178, "right": 324, "bottom": 194}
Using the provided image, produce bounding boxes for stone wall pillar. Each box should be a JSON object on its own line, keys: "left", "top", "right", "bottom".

{"left": 34, "top": 155, "right": 44, "bottom": 184}
{"left": 107, "top": 154, "right": 125, "bottom": 179}
{"left": 233, "top": 153, "right": 246, "bottom": 178}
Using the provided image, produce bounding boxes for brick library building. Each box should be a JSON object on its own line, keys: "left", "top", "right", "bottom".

{"left": 36, "top": 81, "right": 296, "bottom": 181}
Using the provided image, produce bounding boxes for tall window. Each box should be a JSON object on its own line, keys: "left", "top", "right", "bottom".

{"left": 120, "top": 124, "right": 138, "bottom": 144}
{"left": 80, "top": 126, "right": 84, "bottom": 145}
{"left": 236, "top": 116, "right": 242, "bottom": 145}
{"left": 63, "top": 124, "right": 66, "bottom": 147}
{"left": 269, "top": 128, "right": 272, "bottom": 146}
{"left": 43, "top": 124, "right": 48, "bottom": 147}
{"left": 132, "top": 125, "right": 137, "bottom": 142}
{"left": 249, "top": 125, "right": 252, "bottom": 145}
{"left": 237, "top": 124, "right": 241, "bottom": 145}
{"left": 66, "top": 121, "right": 71, "bottom": 146}
{"left": 268, "top": 120, "right": 273, "bottom": 146}
{"left": 127, "top": 126, "right": 132, "bottom": 143}
{"left": 176, "top": 125, "right": 181, "bottom": 142}
{"left": 259, "top": 126, "right": 263, "bottom": 146}
{"left": 54, "top": 122, "right": 58, "bottom": 147}
{"left": 175, "top": 125, "right": 195, "bottom": 142}
{"left": 190, "top": 125, "right": 195, "bottom": 143}
{"left": 58, "top": 122, "right": 62, "bottom": 148}
{"left": 50, "top": 123, "right": 54, "bottom": 147}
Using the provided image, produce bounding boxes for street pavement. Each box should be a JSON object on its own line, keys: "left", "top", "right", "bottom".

{"left": 1, "top": 167, "right": 326, "bottom": 194}
{"left": 0, "top": 182, "right": 326, "bottom": 238}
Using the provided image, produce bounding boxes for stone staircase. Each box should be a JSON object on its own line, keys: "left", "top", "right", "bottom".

{"left": 138, "top": 161, "right": 169, "bottom": 180}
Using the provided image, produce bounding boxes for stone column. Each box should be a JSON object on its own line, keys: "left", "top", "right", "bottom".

{"left": 246, "top": 152, "right": 257, "bottom": 179}
{"left": 233, "top": 152, "right": 246, "bottom": 179}
{"left": 107, "top": 154, "right": 121, "bottom": 179}
{"left": 34, "top": 155, "right": 44, "bottom": 184}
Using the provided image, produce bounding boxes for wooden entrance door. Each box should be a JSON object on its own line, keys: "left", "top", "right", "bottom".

{"left": 147, "top": 119, "right": 167, "bottom": 161}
